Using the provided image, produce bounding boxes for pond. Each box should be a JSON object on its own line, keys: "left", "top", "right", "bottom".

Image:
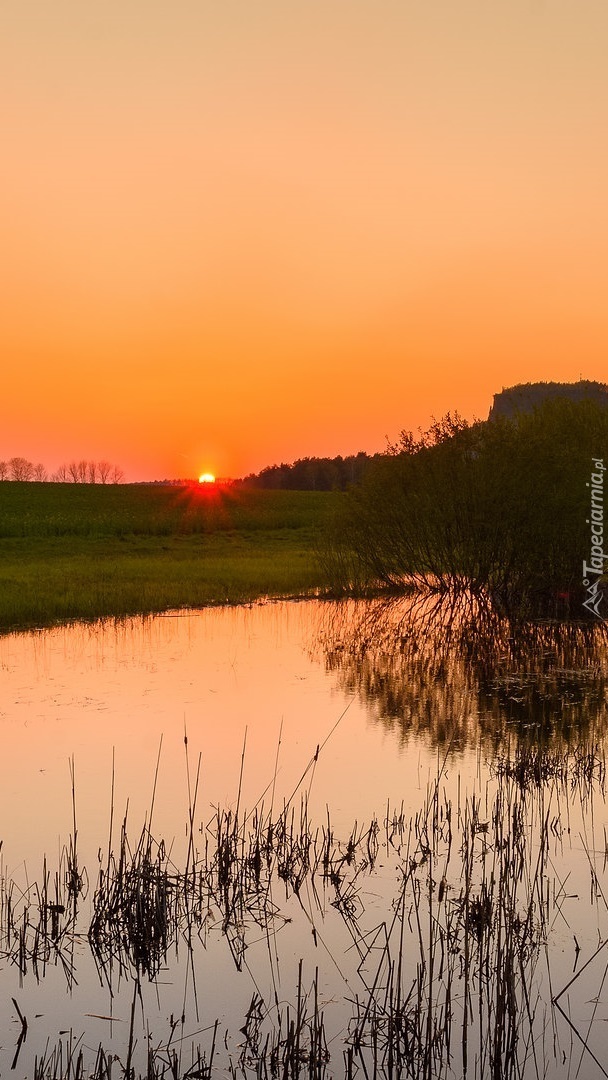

{"left": 1, "top": 596, "right": 608, "bottom": 1079}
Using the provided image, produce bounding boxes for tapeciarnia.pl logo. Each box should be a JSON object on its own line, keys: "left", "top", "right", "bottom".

{"left": 582, "top": 458, "right": 607, "bottom": 620}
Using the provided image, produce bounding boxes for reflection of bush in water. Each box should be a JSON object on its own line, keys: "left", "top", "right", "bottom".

{"left": 318, "top": 594, "right": 608, "bottom": 753}
{"left": 481, "top": 668, "right": 607, "bottom": 735}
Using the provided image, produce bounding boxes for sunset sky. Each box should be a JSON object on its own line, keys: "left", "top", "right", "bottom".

{"left": 2, "top": 1, "right": 608, "bottom": 481}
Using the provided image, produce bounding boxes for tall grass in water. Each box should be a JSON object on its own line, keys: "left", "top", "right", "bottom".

{"left": 3, "top": 736, "right": 607, "bottom": 1079}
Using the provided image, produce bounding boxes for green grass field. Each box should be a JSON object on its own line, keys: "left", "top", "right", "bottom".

{"left": 0, "top": 483, "right": 340, "bottom": 632}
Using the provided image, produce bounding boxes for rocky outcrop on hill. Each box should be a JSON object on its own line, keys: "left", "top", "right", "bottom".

{"left": 489, "top": 380, "right": 608, "bottom": 419}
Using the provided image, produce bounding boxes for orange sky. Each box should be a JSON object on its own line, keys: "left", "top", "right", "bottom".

{"left": 2, "top": 1, "right": 608, "bottom": 480}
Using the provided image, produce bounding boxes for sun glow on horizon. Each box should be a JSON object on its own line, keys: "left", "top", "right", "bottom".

{"left": 3, "top": 5, "right": 607, "bottom": 479}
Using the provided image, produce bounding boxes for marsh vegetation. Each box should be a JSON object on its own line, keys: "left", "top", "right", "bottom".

{"left": 2, "top": 402, "right": 607, "bottom": 1075}
{"left": 2, "top": 598, "right": 608, "bottom": 1078}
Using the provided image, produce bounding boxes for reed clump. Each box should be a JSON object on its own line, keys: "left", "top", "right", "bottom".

{"left": 89, "top": 821, "right": 176, "bottom": 979}
{"left": 0, "top": 842, "right": 85, "bottom": 988}
{"left": 494, "top": 741, "right": 606, "bottom": 792}
{"left": 87, "top": 794, "right": 380, "bottom": 982}
{"left": 4, "top": 737, "right": 608, "bottom": 1079}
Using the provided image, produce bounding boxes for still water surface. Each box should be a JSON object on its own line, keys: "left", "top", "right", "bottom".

{"left": 1, "top": 597, "right": 608, "bottom": 1078}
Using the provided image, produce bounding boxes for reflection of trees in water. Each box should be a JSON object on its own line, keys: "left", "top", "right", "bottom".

{"left": 316, "top": 593, "right": 608, "bottom": 753}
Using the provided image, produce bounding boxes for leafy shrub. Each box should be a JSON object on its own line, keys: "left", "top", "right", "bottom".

{"left": 324, "top": 400, "right": 608, "bottom": 616}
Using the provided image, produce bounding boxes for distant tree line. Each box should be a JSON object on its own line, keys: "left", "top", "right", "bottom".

{"left": 238, "top": 452, "right": 381, "bottom": 491}
{"left": 0, "top": 457, "right": 125, "bottom": 483}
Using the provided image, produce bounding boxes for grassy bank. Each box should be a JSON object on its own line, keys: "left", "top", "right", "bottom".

{"left": 0, "top": 483, "right": 339, "bottom": 632}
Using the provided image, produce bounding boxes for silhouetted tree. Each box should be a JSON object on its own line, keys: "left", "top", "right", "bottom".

{"left": 98, "top": 461, "right": 112, "bottom": 484}
{"left": 9, "top": 457, "right": 34, "bottom": 480}
{"left": 53, "top": 459, "right": 123, "bottom": 483}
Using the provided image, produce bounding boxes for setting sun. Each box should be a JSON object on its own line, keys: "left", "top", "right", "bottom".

{"left": 198, "top": 472, "right": 216, "bottom": 484}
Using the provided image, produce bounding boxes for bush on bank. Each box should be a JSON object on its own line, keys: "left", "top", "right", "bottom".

{"left": 324, "top": 400, "right": 608, "bottom": 617}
